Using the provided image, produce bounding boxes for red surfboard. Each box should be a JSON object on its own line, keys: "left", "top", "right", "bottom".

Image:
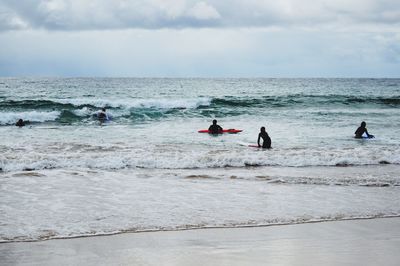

{"left": 198, "top": 129, "right": 243, "bottom": 134}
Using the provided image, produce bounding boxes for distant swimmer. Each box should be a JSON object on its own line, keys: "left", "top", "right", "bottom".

{"left": 354, "top": 121, "right": 374, "bottom": 139}
{"left": 208, "top": 119, "right": 223, "bottom": 134}
{"left": 15, "top": 119, "right": 26, "bottom": 127}
{"left": 98, "top": 108, "right": 108, "bottom": 122}
{"left": 258, "top": 126, "right": 271, "bottom": 148}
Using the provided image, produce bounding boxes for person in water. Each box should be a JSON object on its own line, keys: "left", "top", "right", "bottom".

{"left": 354, "top": 121, "right": 374, "bottom": 139}
{"left": 258, "top": 126, "right": 271, "bottom": 148}
{"left": 15, "top": 119, "right": 26, "bottom": 127}
{"left": 98, "top": 108, "right": 108, "bottom": 121}
{"left": 208, "top": 119, "right": 223, "bottom": 134}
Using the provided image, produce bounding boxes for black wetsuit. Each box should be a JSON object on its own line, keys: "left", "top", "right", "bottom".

{"left": 98, "top": 112, "right": 107, "bottom": 121}
{"left": 15, "top": 120, "right": 25, "bottom": 127}
{"left": 355, "top": 126, "right": 372, "bottom": 138}
{"left": 208, "top": 124, "right": 223, "bottom": 134}
{"left": 258, "top": 132, "right": 271, "bottom": 148}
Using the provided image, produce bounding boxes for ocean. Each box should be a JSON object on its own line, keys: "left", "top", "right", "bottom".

{"left": 1, "top": 77, "right": 400, "bottom": 242}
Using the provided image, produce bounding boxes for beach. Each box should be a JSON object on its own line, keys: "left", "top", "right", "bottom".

{"left": 1, "top": 217, "right": 400, "bottom": 266}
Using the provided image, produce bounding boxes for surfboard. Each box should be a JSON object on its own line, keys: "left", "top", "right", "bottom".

{"left": 248, "top": 144, "right": 260, "bottom": 148}
{"left": 198, "top": 129, "right": 243, "bottom": 134}
{"left": 361, "top": 133, "right": 375, "bottom": 139}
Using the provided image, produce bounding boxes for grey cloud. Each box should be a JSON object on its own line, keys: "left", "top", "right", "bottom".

{"left": 0, "top": 0, "right": 399, "bottom": 31}
{"left": 0, "top": 0, "right": 221, "bottom": 30}
{"left": 0, "top": 4, "right": 28, "bottom": 30}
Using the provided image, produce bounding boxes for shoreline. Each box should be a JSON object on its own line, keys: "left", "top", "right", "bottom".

{"left": 1, "top": 217, "right": 400, "bottom": 265}
{"left": 2, "top": 214, "right": 400, "bottom": 244}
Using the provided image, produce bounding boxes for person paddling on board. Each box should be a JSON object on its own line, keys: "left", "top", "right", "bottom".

{"left": 208, "top": 119, "right": 223, "bottom": 134}
{"left": 354, "top": 121, "right": 374, "bottom": 139}
{"left": 258, "top": 126, "right": 271, "bottom": 148}
{"left": 98, "top": 108, "right": 108, "bottom": 122}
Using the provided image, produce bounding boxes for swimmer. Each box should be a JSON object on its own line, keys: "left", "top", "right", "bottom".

{"left": 208, "top": 119, "right": 223, "bottom": 134}
{"left": 98, "top": 108, "right": 108, "bottom": 122}
{"left": 257, "top": 126, "right": 272, "bottom": 148}
{"left": 354, "top": 121, "right": 374, "bottom": 139}
{"left": 15, "top": 119, "right": 26, "bottom": 127}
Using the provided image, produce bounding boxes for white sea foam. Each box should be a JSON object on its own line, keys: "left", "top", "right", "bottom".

{"left": 0, "top": 111, "right": 60, "bottom": 125}
{"left": 1, "top": 168, "right": 399, "bottom": 242}
{"left": 53, "top": 97, "right": 212, "bottom": 109}
{"left": 72, "top": 107, "right": 92, "bottom": 116}
{"left": 1, "top": 144, "right": 399, "bottom": 173}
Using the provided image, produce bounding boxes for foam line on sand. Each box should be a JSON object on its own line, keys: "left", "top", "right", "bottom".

{"left": 1, "top": 217, "right": 400, "bottom": 266}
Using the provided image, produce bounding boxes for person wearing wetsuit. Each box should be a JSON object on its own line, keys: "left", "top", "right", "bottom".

{"left": 354, "top": 121, "right": 374, "bottom": 138}
{"left": 15, "top": 119, "right": 25, "bottom": 127}
{"left": 98, "top": 108, "right": 107, "bottom": 122}
{"left": 208, "top": 119, "right": 223, "bottom": 134}
{"left": 258, "top": 126, "right": 271, "bottom": 148}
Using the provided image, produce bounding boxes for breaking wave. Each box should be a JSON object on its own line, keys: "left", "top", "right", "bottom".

{"left": 1, "top": 94, "right": 399, "bottom": 125}
{"left": 0, "top": 111, "right": 61, "bottom": 125}
{"left": 1, "top": 145, "right": 399, "bottom": 172}
{"left": 1, "top": 97, "right": 212, "bottom": 110}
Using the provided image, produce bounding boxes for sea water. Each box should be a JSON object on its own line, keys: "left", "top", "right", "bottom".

{"left": 0, "top": 78, "right": 399, "bottom": 242}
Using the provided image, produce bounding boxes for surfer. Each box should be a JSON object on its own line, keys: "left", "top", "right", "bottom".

{"left": 354, "top": 121, "right": 374, "bottom": 139}
{"left": 208, "top": 119, "right": 223, "bottom": 134}
{"left": 15, "top": 119, "right": 26, "bottom": 127}
{"left": 98, "top": 108, "right": 108, "bottom": 122}
{"left": 258, "top": 126, "right": 271, "bottom": 148}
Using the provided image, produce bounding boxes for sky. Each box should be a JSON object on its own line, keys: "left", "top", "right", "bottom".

{"left": 0, "top": 0, "right": 399, "bottom": 77}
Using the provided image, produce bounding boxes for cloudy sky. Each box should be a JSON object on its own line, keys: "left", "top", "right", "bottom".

{"left": 0, "top": 0, "right": 399, "bottom": 77}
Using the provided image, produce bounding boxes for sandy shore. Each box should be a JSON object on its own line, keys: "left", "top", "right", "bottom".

{"left": 1, "top": 217, "right": 400, "bottom": 266}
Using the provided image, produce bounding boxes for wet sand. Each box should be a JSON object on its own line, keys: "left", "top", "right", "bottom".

{"left": 1, "top": 217, "right": 400, "bottom": 266}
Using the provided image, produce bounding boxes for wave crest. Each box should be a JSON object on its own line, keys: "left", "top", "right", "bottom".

{"left": 0, "top": 111, "right": 61, "bottom": 125}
